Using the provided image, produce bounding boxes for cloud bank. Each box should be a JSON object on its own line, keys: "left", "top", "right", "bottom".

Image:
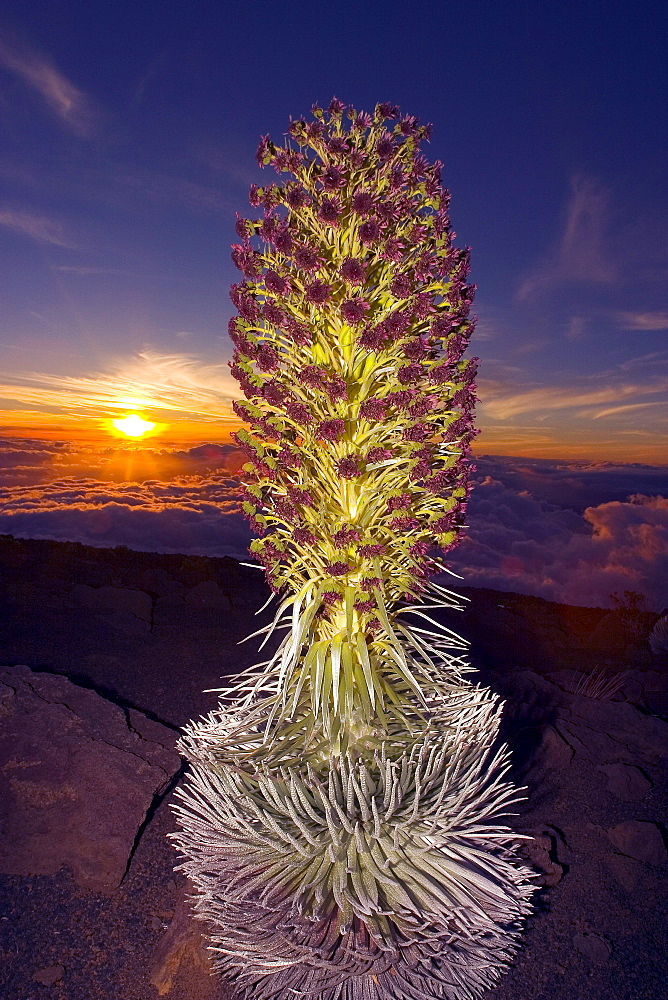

{"left": 0, "top": 443, "right": 666, "bottom": 610}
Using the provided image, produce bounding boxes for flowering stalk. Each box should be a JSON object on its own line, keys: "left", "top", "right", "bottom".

{"left": 173, "top": 100, "right": 534, "bottom": 1000}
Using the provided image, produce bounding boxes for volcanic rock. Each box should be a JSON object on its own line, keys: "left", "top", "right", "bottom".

{"left": 0, "top": 664, "right": 180, "bottom": 890}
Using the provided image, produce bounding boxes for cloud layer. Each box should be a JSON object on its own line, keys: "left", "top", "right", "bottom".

{"left": 0, "top": 442, "right": 666, "bottom": 610}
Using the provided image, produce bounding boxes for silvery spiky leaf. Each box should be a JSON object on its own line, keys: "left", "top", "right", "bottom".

{"left": 172, "top": 675, "right": 534, "bottom": 999}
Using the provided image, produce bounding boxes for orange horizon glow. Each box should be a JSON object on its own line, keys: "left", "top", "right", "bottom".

{"left": 0, "top": 413, "right": 666, "bottom": 465}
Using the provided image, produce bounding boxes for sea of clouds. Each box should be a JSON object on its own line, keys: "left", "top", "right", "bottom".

{"left": 1, "top": 439, "right": 666, "bottom": 611}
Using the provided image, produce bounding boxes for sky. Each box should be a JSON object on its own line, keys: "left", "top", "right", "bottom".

{"left": 1, "top": 1, "right": 667, "bottom": 609}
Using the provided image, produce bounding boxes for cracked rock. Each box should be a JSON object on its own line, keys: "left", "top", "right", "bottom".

{"left": 0, "top": 664, "right": 180, "bottom": 891}
{"left": 599, "top": 763, "right": 652, "bottom": 801}
{"left": 573, "top": 931, "right": 612, "bottom": 963}
{"left": 607, "top": 820, "right": 667, "bottom": 865}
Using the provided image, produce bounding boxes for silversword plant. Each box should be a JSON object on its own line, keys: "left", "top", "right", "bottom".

{"left": 173, "top": 99, "right": 534, "bottom": 1000}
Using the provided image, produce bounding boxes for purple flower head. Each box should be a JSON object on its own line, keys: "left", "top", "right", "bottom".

{"left": 300, "top": 364, "right": 327, "bottom": 387}
{"left": 231, "top": 245, "right": 260, "bottom": 277}
{"left": 229, "top": 364, "right": 257, "bottom": 398}
{"left": 274, "top": 227, "right": 294, "bottom": 254}
{"left": 358, "top": 324, "right": 387, "bottom": 350}
{"left": 235, "top": 214, "right": 253, "bottom": 240}
{"left": 256, "top": 344, "right": 280, "bottom": 371}
{"left": 376, "top": 132, "right": 396, "bottom": 161}
{"left": 432, "top": 512, "right": 456, "bottom": 533}
{"left": 305, "top": 280, "right": 331, "bottom": 304}
{"left": 287, "top": 117, "right": 307, "bottom": 138}
{"left": 318, "top": 197, "right": 342, "bottom": 225}
{"left": 259, "top": 215, "right": 280, "bottom": 243}
{"left": 248, "top": 184, "right": 262, "bottom": 207}
{"left": 322, "top": 165, "right": 346, "bottom": 190}
{"left": 348, "top": 148, "right": 366, "bottom": 169}
{"left": 390, "top": 516, "right": 421, "bottom": 531}
{"left": 354, "top": 599, "right": 376, "bottom": 614}
{"left": 352, "top": 191, "right": 375, "bottom": 216}
{"left": 285, "top": 317, "right": 312, "bottom": 345}
{"left": 407, "top": 223, "right": 427, "bottom": 246}
{"left": 274, "top": 497, "right": 298, "bottom": 522}
{"left": 327, "top": 136, "right": 349, "bottom": 156}
{"left": 403, "top": 338, "right": 428, "bottom": 360}
{"left": 278, "top": 445, "right": 302, "bottom": 468}
{"left": 359, "top": 398, "right": 387, "bottom": 421}
{"left": 398, "top": 115, "right": 420, "bottom": 136}
{"left": 260, "top": 185, "right": 282, "bottom": 210}
{"left": 366, "top": 446, "right": 392, "bottom": 463}
{"left": 293, "top": 526, "right": 316, "bottom": 547}
{"left": 403, "top": 422, "right": 430, "bottom": 442}
{"left": 262, "top": 380, "right": 288, "bottom": 406}
{"left": 381, "top": 238, "right": 405, "bottom": 263}
{"left": 328, "top": 97, "right": 347, "bottom": 116}
{"left": 397, "top": 363, "right": 425, "bottom": 385}
{"left": 256, "top": 135, "right": 274, "bottom": 167}
{"left": 263, "top": 301, "right": 285, "bottom": 326}
{"left": 340, "top": 257, "right": 368, "bottom": 285}
{"left": 294, "top": 244, "right": 324, "bottom": 272}
{"left": 408, "top": 393, "right": 437, "bottom": 417}
{"left": 336, "top": 455, "right": 361, "bottom": 479}
{"left": 409, "top": 460, "right": 431, "bottom": 482}
{"left": 431, "top": 314, "right": 455, "bottom": 338}
{"left": 305, "top": 117, "right": 326, "bottom": 138}
{"left": 353, "top": 111, "right": 373, "bottom": 129}
{"left": 384, "top": 310, "right": 410, "bottom": 338}
{"left": 264, "top": 270, "right": 290, "bottom": 295}
{"left": 326, "top": 561, "right": 350, "bottom": 577}
{"left": 410, "top": 154, "right": 430, "bottom": 181}
{"left": 429, "top": 363, "right": 455, "bottom": 385}
{"left": 389, "top": 165, "right": 406, "bottom": 190}
{"left": 325, "top": 375, "right": 347, "bottom": 401}
{"left": 322, "top": 590, "right": 341, "bottom": 606}
{"left": 376, "top": 102, "right": 399, "bottom": 120}
{"left": 333, "top": 525, "right": 362, "bottom": 547}
{"left": 391, "top": 272, "right": 414, "bottom": 298}
{"left": 341, "top": 297, "right": 370, "bottom": 325}
{"left": 387, "top": 389, "right": 419, "bottom": 410}
{"left": 317, "top": 418, "right": 345, "bottom": 441}
{"left": 414, "top": 254, "right": 439, "bottom": 283}
{"left": 411, "top": 292, "right": 435, "bottom": 319}
{"left": 358, "top": 218, "right": 382, "bottom": 245}
{"left": 287, "top": 486, "right": 315, "bottom": 507}
{"left": 425, "top": 468, "right": 457, "bottom": 492}
{"left": 361, "top": 576, "right": 382, "bottom": 590}
{"left": 232, "top": 399, "right": 251, "bottom": 422}
{"left": 409, "top": 541, "right": 430, "bottom": 558}
{"left": 286, "top": 401, "right": 313, "bottom": 424}
{"left": 358, "top": 543, "right": 386, "bottom": 557}
{"left": 387, "top": 493, "right": 413, "bottom": 512}
{"left": 285, "top": 185, "right": 310, "bottom": 209}
{"left": 272, "top": 148, "right": 303, "bottom": 173}
{"left": 230, "top": 283, "right": 259, "bottom": 322}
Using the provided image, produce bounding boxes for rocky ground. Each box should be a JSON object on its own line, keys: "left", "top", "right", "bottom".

{"left": 0, "top": 533, "right": 666, "bottom": 1000}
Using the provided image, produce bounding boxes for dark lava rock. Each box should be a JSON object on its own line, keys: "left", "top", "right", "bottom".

{"left": 0, "top": 664, "right": 180, "bottom": 890}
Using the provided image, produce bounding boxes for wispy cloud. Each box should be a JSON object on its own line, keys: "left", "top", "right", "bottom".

{"left": 480, "top": 375, "right": 668, "bottom": 420}
{"left": 0, "top": 33, "right": 95, "bottom": 135}
{"left": 614, "top": 310, "right": 668, "bottom": 331}
{"left": 0, "top": 350, "right": 240, "bottom": 423}
{"left": 0, "top": 206, "right": 78, "bottom": 248}
{"left": 517, "top": 175, "right": 614, "bottom": 301}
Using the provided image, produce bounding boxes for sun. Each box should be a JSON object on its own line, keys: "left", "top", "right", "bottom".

{"left": 111, "top": 414, "right": 156, "bottom": 438}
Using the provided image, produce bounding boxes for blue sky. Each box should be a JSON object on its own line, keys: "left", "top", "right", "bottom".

{"left": 0, "top": 1, "right": 667, "bottom": 608}
{"left": 0, "top": 0, "right": 666, "bottom": 458}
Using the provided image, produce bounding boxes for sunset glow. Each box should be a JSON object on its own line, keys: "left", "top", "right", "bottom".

{"left": 111, "top": 414, "right": 156, "bottom": 438}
